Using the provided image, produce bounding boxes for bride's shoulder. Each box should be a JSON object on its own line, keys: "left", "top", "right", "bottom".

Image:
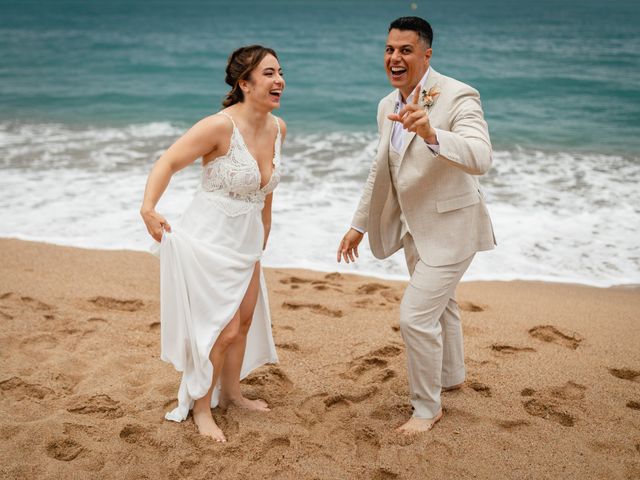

{"left": 198, "top": 113, "right": 234, "bottom": 136}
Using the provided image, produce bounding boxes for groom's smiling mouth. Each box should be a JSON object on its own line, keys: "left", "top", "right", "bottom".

{"left": 390, "top": 66, "right": 407, "bottom": 79}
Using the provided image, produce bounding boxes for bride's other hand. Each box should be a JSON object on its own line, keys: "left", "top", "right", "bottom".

{"left": 141, "top": 208, "right": 172, "bottom": 242}
{"left": 337, "top": 228, "right": 363, "bottom": 264}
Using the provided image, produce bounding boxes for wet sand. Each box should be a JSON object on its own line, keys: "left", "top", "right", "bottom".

{"left": 1, "top": 238, "right": 639, "bottom": 479}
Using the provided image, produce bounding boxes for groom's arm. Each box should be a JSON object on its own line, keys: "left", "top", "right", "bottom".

{"left": 431, "top": 85, "right": 492, "bottom": 175}
{"left": 351, "top": 98, "right": 386, "bottom": 232}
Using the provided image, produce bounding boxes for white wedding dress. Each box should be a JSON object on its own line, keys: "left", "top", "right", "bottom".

{"left": 151, "top": 112, "right": 280, "bottom": 422}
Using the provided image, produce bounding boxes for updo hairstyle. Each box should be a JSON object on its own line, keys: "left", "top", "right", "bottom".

{"left": 222, "top": 45, "right": 278, "bottom": 107}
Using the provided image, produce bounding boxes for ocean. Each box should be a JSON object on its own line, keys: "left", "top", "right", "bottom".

{"left": 1, "top": 0, "right": 639, "bottom": 286}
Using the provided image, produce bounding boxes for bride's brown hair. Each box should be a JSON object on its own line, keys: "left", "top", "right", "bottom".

{"left": 223, "top": 45, "right": 278, "bottom": 108}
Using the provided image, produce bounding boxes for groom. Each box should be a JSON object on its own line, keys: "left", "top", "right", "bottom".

{"left": 337, "top": 16, "right": 495, "bottom": 434}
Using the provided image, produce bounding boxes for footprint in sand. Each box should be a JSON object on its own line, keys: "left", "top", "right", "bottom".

{"left": 495, "top": 419, "right": 530, "bottom": 431}
{"left": 354, "top": 426, "right": 381, "bottom": 460}
{"left": 342, "top": 345, "right": 402, "bottom": 381}
{"left": 0, "top": 376, "right": 54, "bottom": 400}
{"left": 177, "top": 459, "right": 200, "bottom": 477}
{"left": 253, "top": 436, "right": 291, "bottom": 463}
{"left": 20, "top": 296, "right": 53, "bottom": 310}
{"left": 520, "top": 381, "right": 586, "bottom": 427}
{"left": 282, "top": 301, "right": 343, "bottom": 318}
{"left": 608, "top": 368, "right": 640, "bottom": 382}
{"left": 46, "top": 437, "right": 84, "bottom": 461}
{"left": 87, "top": 317, "right": 108, "bottom": 324}
{"left": 356, "top": 283, "right": 390, "bottom": 295}
{"left": 324, "top": 386, "right": 378, "bottom": 409}
{"left": 63, "top": 423, "right": 101, "bottom": 441}
{"left": 0, "top": 292, "right": 53, "bottom": 315}
{"left": 279, "top": 276, "right": 313, "bottom": 285}
{"left": 119, "top": 424, "right": 148, "bottom": 443}
{"left": 275, "top": 342, "right": 300, "bottom": 352}
{"left": 528, "top": 325, "right": 583, "bottom": 349}
{"left": 89, "top": 296, "right": 144, "bottom": 312}
{"left": 324, "top": 272, "right": 343, "bottom": 281}
{"left": 295, "top": 393, "right": 328, "bottom": 425}
{"left": 353, "top": 298, "right": 374, "bottom": 308}
{"left": 370, "top": 401, "right": 412, "bottom": 421}
{"left": 51, "top": 372, "right": 80, "bottom": 395}
{"left": 243, "top": 366, "right": 293, "bottom": 389}
{"left": 626, "top": 401, "right": 640, "bottom": 410}
{"left": 119, "top": 423, "right": 168, "bottom": 451}
{"left": 491, "top": 344, "right": 536, "bottom": 355}
{"left": 380, "top": 290, "right": 402, "bottom": 304}
{"left": 458, "top": 301, "right": 485, "bottom": 312}
{"left": 523, "top": 399, "right": 576, "bottom": 427}
{"left": 67, "top": 393, "right": 124, "bottom": 419}
{"left": 468, "top": 381, "right": 492, "bottom": 397}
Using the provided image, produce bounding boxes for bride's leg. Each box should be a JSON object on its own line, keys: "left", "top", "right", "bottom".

{"left": 192, "top": 310, "right": 242, "bottom": 442}
{"left": 219, "top": 263, "right": 270, "bottom": 411}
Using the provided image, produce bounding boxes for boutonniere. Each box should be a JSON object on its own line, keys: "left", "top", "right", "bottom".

{"left": 419, "top": 85, "right": 441, "bottom": 110}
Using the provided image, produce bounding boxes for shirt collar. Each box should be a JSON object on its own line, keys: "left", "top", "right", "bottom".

{"left": 395, "top": 67, "right": 431, "bottom": 109}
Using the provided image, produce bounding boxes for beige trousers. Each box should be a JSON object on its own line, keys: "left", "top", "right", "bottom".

{"left": 400, "top": 234, "right": 474, "bottom": 418}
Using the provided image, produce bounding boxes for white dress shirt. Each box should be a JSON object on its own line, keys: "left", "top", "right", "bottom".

{"left": 391, "top": 67, "right": 440, "bottom": 154}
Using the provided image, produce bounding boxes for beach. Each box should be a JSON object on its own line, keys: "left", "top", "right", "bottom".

{"left": 1, "top": 238, "right": 639, "bottom": 479}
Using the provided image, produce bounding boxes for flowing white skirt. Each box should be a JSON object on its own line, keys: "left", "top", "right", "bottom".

{"left": 151, "top": 191, "right": 278, "bottom": 422}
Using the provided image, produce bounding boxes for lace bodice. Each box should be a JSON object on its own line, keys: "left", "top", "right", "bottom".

{"left": 200, "top": 112, "right": 281, "bottom": 216}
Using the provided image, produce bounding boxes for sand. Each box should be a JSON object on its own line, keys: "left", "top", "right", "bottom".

{"left": 0, "top": 238, "right": 639, "bottom": 479}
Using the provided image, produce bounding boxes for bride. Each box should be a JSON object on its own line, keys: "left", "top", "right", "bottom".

{"left": 140, "top": 45, "right": 286, "bottom": 442}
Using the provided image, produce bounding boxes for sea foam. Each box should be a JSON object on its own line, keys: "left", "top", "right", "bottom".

{"left": 1, "top": 121, "right": 638, "bottom": 286}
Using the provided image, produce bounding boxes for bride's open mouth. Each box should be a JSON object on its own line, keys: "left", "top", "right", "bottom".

{"left": 390, "top": 66, "right": 407, "bottom": 79}
{"left": 269, "top": 89, "right": 282, "bottom": 101}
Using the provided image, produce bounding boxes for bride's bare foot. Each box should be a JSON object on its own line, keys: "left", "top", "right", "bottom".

{"left": 219, "top": 394, "right": 270, "bottom": 412}
{"left": 192, "top": 408, "right": 226, "bottom": 442}
{"left": 396, "top": 409, "right": 443, "bottom": 435}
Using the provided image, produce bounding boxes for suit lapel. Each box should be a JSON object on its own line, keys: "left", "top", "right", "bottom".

{"left": 398, "top": 68, "right": 440, "bottom": 162}
{"left": 377, "top": 95, "right": 394, "bottom": 169}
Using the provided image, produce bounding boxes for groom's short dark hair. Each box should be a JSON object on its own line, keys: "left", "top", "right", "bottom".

{"left": 389, "top": 17, "right": 433, "bottom": 48}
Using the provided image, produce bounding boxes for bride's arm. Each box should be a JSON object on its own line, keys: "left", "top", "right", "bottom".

{"left": 140, "top": 115, "right": 232, "bottom": 241}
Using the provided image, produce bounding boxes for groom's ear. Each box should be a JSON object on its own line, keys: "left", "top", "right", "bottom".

{"left": 424, "top": 47, "right": 433, "bottom": 63}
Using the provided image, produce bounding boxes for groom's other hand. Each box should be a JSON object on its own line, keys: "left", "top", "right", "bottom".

{"left": 387, "top": 84, "right": 438, "bottom": 144}
{"left": 337, "top": 228, "right": 364, "bottom": 263}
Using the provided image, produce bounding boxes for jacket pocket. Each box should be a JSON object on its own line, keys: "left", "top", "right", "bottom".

{"left": 436, "top": 191, "right": 480, "bottom": 213}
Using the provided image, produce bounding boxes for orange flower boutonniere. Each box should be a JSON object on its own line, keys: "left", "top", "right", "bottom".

{"left": 419, "top": 85, "right": 441, "bottom": 110}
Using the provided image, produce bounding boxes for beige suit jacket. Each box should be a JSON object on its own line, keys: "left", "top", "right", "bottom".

{"left": 352, "top": 68, "right": 496, "bottom": 267}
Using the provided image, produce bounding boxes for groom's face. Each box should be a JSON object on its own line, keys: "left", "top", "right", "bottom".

{"left": 385, "top": 29, "right": 431, "bottom": 97}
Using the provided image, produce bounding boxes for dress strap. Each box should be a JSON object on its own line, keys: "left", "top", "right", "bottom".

{"left": 218, "top": 111, "right": 237, "bottom": 129}
{"left": 272, "top": 114, "right": 281, "bottom": 138}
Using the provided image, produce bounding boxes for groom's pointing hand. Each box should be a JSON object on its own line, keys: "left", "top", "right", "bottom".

{"left": 387, "top": 84, "right": 437, "bottom": 144}
{"left": 337, "top": 228, "right": 363, "bottom": 264}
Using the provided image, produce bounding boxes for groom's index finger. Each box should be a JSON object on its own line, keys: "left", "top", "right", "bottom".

{"left": 412, "top": 83, "right": 421, "bottom": 105}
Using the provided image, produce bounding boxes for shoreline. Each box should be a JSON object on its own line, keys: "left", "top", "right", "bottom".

{"left": 1, "top": 238, "right": 639, "bottom": 479}
{"left": 1, "top": 235, "right": 637, "bottom": 290}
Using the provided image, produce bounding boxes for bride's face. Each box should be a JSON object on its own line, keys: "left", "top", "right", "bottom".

{"left": 242, "top": 54, "right": 285, "bottom": 109}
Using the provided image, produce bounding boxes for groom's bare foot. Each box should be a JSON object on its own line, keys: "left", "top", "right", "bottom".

{"left": 192, "top": 408, "right": 226, "bottom": 442}
{"left": 396, "top": 409, "right": 443, "bottom": 435}
{"left": 219, "top": 395, "right": 270, "bottom": 412}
